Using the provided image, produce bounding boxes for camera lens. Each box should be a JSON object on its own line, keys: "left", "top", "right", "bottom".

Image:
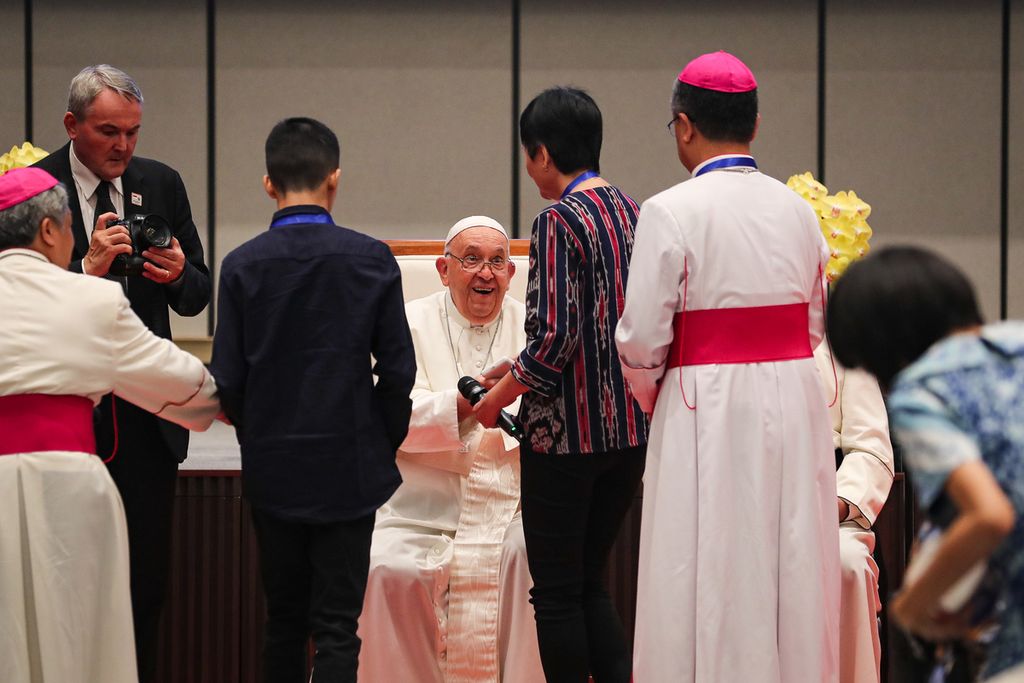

{"left": 139, "top": 215, "right": 173, "bottom": 249}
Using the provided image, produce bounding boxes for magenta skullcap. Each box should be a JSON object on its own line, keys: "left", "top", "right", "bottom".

{"left": 677, "top": 51, "right": 757, "bottom": 93}
{"left": 0, "top": 167, "right": 60, "bottom": 211}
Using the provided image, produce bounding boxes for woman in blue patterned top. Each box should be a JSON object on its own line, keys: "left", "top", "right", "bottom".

{"left": 474, "top": 86, "right": 648, "bottom": 683}
{"left": 828, "top": 246, "right": 1024, "bottom": 682}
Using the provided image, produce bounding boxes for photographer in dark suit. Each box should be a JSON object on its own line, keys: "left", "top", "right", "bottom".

{"left": 33, "top": 63, "right": 210, "bottom": 683}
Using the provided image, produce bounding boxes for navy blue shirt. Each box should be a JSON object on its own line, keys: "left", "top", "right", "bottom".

{"left": 210, "top": 205, "right": 416, "bottom": 522}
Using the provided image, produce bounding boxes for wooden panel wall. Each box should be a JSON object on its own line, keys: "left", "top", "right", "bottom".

{"left": 159, "top": 472, "right": 907, "bottom": 680}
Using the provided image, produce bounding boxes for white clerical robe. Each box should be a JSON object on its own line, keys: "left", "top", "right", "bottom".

{"left": 0, "top": 249, "right": 219, "bottom": 683}
{"left": 815, "top": 343, "right": 894, "bottom": 683}
{"left": 615, "top": 163, "right": 840, "bottom": 683}
{"left": 358, "top": 290, "right": 543, "bottom": 683}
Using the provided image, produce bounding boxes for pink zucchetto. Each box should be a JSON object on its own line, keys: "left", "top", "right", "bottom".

{"left": 0, "top": 167, "right": 60, "bottom": 211}
{"left": 677, "top": 51, "right": 757, "bottom": 93}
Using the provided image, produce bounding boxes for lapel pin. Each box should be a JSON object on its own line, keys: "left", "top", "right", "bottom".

{"left": 131, "top": 192, "right": 143, "bottom": 207}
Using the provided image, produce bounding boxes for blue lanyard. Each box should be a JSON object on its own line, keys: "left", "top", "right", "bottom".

{"left": 560, "top": 170, "right": 599, "bottom": 200}
{"left": 694, "top": 156, "right": 758, "bottom": 177}
{"left": 269, "top": 213, "right": 335, "bottom": 229}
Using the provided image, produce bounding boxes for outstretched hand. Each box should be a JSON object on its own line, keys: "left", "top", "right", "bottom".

{"left": 472, "top": 392, "right": 502, "bottom": 429}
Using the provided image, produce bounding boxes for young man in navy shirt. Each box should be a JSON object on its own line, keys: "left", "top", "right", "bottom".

{"left": 210, "top": 117, "right": 416, "bottom": 683}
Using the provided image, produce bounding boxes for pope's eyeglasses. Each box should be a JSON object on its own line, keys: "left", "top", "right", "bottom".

{"left": 446, "top": 252, "right": 508, "bottom": 273}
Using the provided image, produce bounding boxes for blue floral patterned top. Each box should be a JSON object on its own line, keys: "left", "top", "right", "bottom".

{"left": 888, "top": 322, "right": 1024, "bottom": 679}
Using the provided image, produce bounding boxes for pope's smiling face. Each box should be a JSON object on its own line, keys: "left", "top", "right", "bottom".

{"left": 437, "top": 227, "right": 515, "bottom": 326}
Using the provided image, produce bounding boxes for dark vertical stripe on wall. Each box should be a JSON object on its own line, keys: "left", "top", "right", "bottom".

{"left": 206, "top": 0, "right": 217, "bottom": 336}
{"left": 816, "top": 0, "right": 826, "bottom": 183}
{"left": 23, "top": 0, "right": 32, "bottom": 142}
{"left": 1000, "top": 0, "right": 1010, "bottom": 320}
{"left": 511, "top": 0, "right": 521, "bottom": 239}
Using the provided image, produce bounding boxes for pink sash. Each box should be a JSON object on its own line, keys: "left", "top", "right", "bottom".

{"left": 0, "top": 394, "right": 96, "bottom": 455}
{"left": 667, "top": 303, "right": 812, "bottom": 368}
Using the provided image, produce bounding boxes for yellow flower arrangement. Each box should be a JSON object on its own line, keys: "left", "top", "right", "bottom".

{"left": 0, "top": 142, "right": 49, "bottom": 175}
{"left": 786, "top": 172, "right": 873, "bottom": 282}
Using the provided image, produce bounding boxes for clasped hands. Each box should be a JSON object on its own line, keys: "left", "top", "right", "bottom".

{"left": 473, "top": 372, "right": 526, "bottom": 431}
{"left": 83, "top": 211, "right": 186, "bottom": 283}
{"left": 456, "top": 375, "right": 498, "bottom": 422}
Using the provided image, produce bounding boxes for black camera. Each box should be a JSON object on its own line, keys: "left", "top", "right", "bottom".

{"left": 106, "top": 214, "right": 173, "bottom": 277}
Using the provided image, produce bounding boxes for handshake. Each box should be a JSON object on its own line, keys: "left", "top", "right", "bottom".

{"left": 458, "top": 375, "right": 524, "bottom": 443}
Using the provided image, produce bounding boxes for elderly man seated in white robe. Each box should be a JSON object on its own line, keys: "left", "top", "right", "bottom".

{"left": 0, "top": 167, "right": 219, "bottom": 683}
{"left": 358, "top": 216, "right": 542, "bottom": 683}
{"left": 815, "top": 343, "right": 895, "bottom": 683}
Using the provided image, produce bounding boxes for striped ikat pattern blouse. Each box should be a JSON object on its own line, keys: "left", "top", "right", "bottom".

{"left": 511, "top": 185, "right": 649, "bottom": 455}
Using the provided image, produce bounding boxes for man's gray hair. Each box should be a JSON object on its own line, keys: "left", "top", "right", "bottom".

{"left": 0, "top": 184, "right": 70, "bottom": 250}
{"left": 67, "top": 64, "right": 143, "bottom": 119}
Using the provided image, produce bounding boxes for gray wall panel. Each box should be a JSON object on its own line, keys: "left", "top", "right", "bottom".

{"left": 6, "top": 0, "right": 1019, "bottom": 338}
{"left": 31, "top": 0, "right": 209, "bottom": 337}
{"left": 215, "top": 0, "right": 512, "bottom": 272}
{"left": 0, "top": 3, "right": 25, "bottom": 150}
{"left": 519, "top": 0, "right": 818, "bottom": 227}
{"left": 826, "top": 0, "right": 1003, "bottom": 319}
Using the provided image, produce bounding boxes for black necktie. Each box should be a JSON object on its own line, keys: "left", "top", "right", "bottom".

{"left": 94, "top": 180, "right": 117, "bottom": 227}
{"left": 95, "top": 180, "right": 128, "bottom": 292}
{"left": 94, "top": 181, "right": 126, "bottom": 436}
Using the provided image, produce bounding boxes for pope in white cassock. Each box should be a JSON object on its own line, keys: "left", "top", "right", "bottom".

{"left": 0, "top": 167, "right": 219, "bottom": 683}
{"left": 357, "top": 216, "right": 543, "bottom": 683}
{"left": 615, "top": 52, "right": 840, "bottom": 682}
{"left": 815, "top": 344, "right": 895, "bottom": 683}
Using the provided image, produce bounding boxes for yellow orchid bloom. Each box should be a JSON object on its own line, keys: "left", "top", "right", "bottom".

{"left": 787, "top": 171, "right": 874, "bottom": 281}
{"left": 0, "top": 142, "right": 50, "bottom": 175}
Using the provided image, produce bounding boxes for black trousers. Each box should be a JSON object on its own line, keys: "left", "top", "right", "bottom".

{"left": 250, "top": 506, "right": 375, "bottom": 683}
{"left": 520, "top": 444, "right": 646, "bottom": 683}
{"left": 101, "top": 399, "right": 179, "bottom": 683}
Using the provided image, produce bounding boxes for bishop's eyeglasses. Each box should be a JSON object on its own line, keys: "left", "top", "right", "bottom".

{"left": 445, "top": 252, "right": 508, "bottom": 273}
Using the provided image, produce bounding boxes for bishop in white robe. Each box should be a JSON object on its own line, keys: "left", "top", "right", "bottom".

{"left": 0, "top": 168, "right": 219, "bottom": 683}
{"left": 357, "top": 217, "right": 543, "bottom": 683}
{"left": 614, "top": 52, "right": 840, "bottom": 683}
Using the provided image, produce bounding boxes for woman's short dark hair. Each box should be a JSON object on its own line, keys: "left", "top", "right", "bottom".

{"left": 671, "top": 81, "right": 758, "bottom": 144}
{"left": 827, "top": 246, "right": 984, "bottom": 389}
{"left": 265, "top": 117, "right": 340, "bottom": 193}
{"left": 519, "top": 86, "right": 602, "bottom": 175}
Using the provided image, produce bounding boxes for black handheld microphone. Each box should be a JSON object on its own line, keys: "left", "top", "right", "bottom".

{"left": 458, "top": 376, "right": 525, "bottom": 443}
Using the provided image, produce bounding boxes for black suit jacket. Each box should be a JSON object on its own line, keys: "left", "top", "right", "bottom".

{"left": 34, "top": 142, "right": 211, "bottom": 462}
